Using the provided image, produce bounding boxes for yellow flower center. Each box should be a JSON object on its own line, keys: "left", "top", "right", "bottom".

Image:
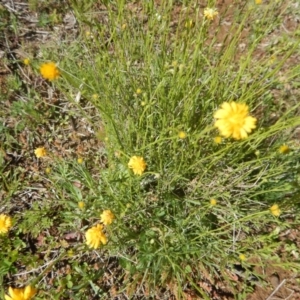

{"left": 229, "top": 114, "right": 245, "bottom": 127}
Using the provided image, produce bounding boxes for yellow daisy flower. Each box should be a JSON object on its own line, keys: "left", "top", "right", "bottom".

{"left": 40, "top": 62, "right": 60, "bottom": 81}
{"left": 214, "top": 136, "right": 222, "bottom": 144}
{"left": 100, "top": 210, "right": 115, "bottom": 225}
{"left": 204, "top": 8, "right": 219, "bottom": 21}
{"left": 178, "top": 131, "right": 187, "bottom": 139}
{"left": 214, "top": 102, "right": 257, "bottom": 140}
{"left": 270, "top": 204, "right": 281, "bottom": 217}
{"left": 279, "top": 145, "right": 290, "bottom": 154}
{"left": 23, "top": 58, "right": 30, "bottom": 65}
{"left": 255, "top": 0, "right": 262, "bottom": 4}
{"left": 210, "top": 199, "right": 217, "bottom": 206}
{"left": 128, "top": 156, "right": 147, "bottom": 176}
{"left": 239, "top": 254, "right": 246, "bottom": 261}
{"left": 5, "top": 285, "right": 37, "bottom": 300}
{"left": 34, "top": 147, "right": 47, "bottom": 158}
{"left": 78, "top": 202, "right": 85, "bottom": 209}
{"left": 85, "top": 224, "right": 107, "bottom": 249}
{"left": 0, "top": 214, "right": 12, "bottom": 234}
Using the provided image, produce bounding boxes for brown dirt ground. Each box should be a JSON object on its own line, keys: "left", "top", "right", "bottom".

{"left": 1, "top": 0, "right": 300, "bottom": 299}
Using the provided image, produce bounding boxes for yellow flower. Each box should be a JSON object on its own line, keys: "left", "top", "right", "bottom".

{"left": 5, "top": 285, "right": 37, "bottom": 300}
{"left": 185, "top": 20, "right": 194, "bottom": 28}
{"left": 214, "top": 136, "right": 222, "bottom": 144}
{"left": 239, "top": 254, "right": 246, "bottom": 261}
{"left": 100, "top": 210, "right": 115, "bottom": 225}
{"left": 178, "top": 131, "right": 187, "bottom": 139}
{"left": 204, "top": 8, "right": 219, "bottom": 21}
{"left": 128, "top": 156, "right": 147, "bottom": 175}
{"left": 268, "top": 54, "right": 276, "bottom": 65}
{"left": 85, "top": 31, "right": 94, "bottom": 38}
{"left": 34, "top": 147, "right": 47, "bottom": 158}
{"left": 279, "top": 145, "right": 290, "bottom": 154}
{"left": 85, "top": 224, "right": 107, "bottom": 249}
{"left": 214, "top": 102, "right": 257, "bottom": 140}
{"left": 255, "top": 0, "right": 262, "bottom": 4}
{"left": 270, "top": 204, "right": 281, "bottom": 217}
{"left": 210, "top": 199, "right": 217, "bottom": 206}
{"left": 45, "top": 167, "right": 51, "bottom": 174}
{"left": 136, "top": 88, "right": 142, "bottom": 95}
{"left": 78, "top": 201, "right": 85, "bottom": 209}
{"left": 23, "top": 58, "right": 30, "bottom": 65}
{"left": 0, "top": 214, "right": 12, "bottom": 234}
{"left": 77, "top": 157, "right": 83, "bottom": 164}
{"left": 40, "top": 62, "right": 60, "bottom": 81}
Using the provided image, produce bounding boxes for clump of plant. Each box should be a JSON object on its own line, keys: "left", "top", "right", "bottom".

{"left": 2, "top": 0, "right": 300, "bottom": 299}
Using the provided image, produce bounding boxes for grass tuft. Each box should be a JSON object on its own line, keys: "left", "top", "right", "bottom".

{"left": 1, "top": 0, "right": 300, "bottom": 299}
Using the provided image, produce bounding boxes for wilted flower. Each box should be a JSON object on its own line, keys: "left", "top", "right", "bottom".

{"left": 214, "top": 102, "right": 257, "bottom": 140}
{"left": 128, "top": 156, "right": 147, "bottom": 175}
{"left": 40, "top": 62, "right": 60, "bottom": 81}
{"left": 114, "top": 151, "right": 121, "bottom": 158}
{"left": 171, "top": 60, "right": 178, "bottom": 68}
{"left": 204, "top": 8, "right": 219, "bottom": 21}
{"left": 0, "top": 214, "right": 12, "bottom": 234}
{"left": 155, "top": 13, "right": 162, "bottom": 21}
{"left": 34, "top": 147, "right": 47, "bottom": 158}
{"left": 100, "top": 210, "right": 115, "bottom": 225}
{"left": 270, "top": 204, "right": 281, "bottom": 217}
{"left": 185, "top": 20, "right": 194, "bottom": 28}
{"left": 5, "top": 285, "right": 37, "bottom": 300}
{"left": 279, "top": 145, "right": 290, "bottom": 154}
{"left": 179, "top": 64, "right": 185, "bottom": 72}
{"left": 85, "top": 224, "right": 107, "bottom": 249}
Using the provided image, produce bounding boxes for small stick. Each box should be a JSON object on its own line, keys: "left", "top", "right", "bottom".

{"left": 265, "top": 279, "right": 286, "bottom": 300}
